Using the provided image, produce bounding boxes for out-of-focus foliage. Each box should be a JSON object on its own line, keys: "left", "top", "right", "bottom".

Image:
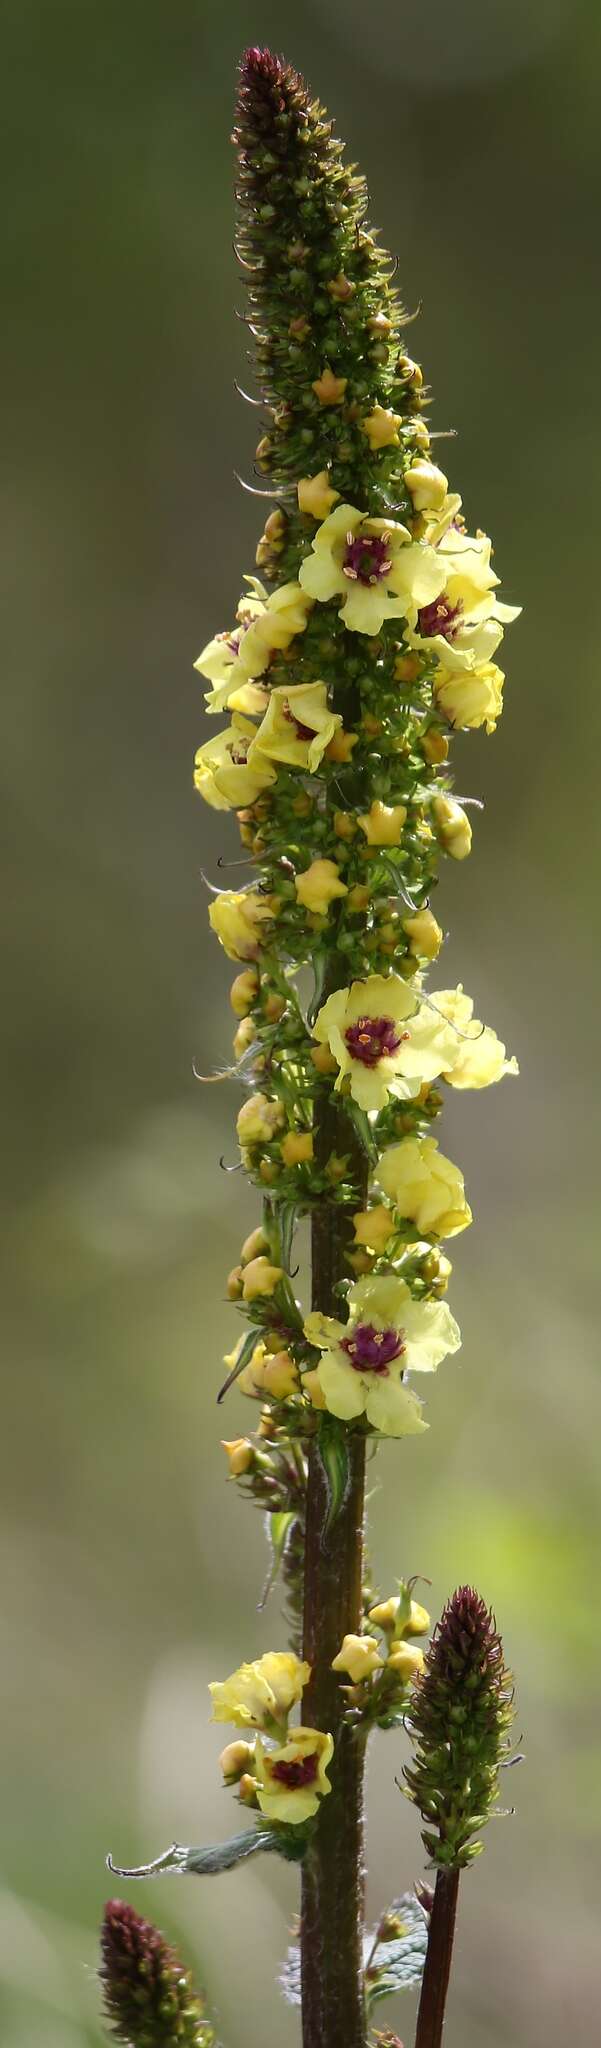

{"left": 2, "top": 3, "right": 600, "bottom": 2045}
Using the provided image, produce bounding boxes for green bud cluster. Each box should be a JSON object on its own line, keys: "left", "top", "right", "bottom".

{"left": 100, "top": 1900, "right": 215, "bottom": 2046}
{"left": 233, "top": 46, "right": 426, "bottom": 529}
{"left": 403, "top": 1586, "right": 516, "bottom": 1870}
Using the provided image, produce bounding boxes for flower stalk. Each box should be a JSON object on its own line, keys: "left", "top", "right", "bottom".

{"left": 100, "top": 44, "right": 522, "bottom": 2048}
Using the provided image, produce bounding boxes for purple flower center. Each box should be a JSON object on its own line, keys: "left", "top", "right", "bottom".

{"left": 345, "top": 1014, "right": 407, "bottom": 1067}
{"left": 417, "top": 597, "right": 463, "bottom": 641}
{"left": 341, "top": 1322, "right": 405, "bottom": 1374}
{"left": 282, "top": 700, "right": 316, "bottom": 742}
{"left": 343, "top": 533, "right": 391, "bottom": 585}
{"left": 229, "top": 738, "right": 251, "bottom": 766}
{"left": 271, "top": 1752, "right": 319, "bottom": 1789}
{"left": 226, "top": 620, "right": 252, "bottom": 656}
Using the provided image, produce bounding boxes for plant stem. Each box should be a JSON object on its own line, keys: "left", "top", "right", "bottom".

{"left": 301, "top": 1020, "right": 368, "bottom": 2048}
{"left": 414, "top": 1868, "right": 460, "bottom": 2048}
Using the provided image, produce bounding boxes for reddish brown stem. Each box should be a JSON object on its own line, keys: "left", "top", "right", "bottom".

{"left": 300, "top": 985, "right": 368, "bottom": 2048}
{"left": 414, "top": 1868, "right": 460, "bottom": 2048}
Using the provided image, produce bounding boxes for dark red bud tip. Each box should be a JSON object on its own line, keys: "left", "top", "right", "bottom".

{"left": 240, "top": 47, "right": 286, "bottom": 87}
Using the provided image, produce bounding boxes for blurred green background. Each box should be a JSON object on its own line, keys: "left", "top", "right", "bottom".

{"left": 3, "top": 2, "right": 601, "bottom": 2043}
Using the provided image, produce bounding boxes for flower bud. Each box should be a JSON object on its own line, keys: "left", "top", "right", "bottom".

{"left": 262, "top": 1351, "right": 300, "bottom": 1399}
{"left": 281, "top": 1130, "right": 314, "bottom": 1166}
{"left": 226, "top": 1265, "right": 244, "bottom": 1300}
{"left": 221, "top": 1437, "right": 255, "bottom": 1477}
{"left": 432, "top": 794, "right": 472, "bottom": 861}
{"left": 294, "top": 858, "right": 348, "bottom": 915}
{"left": 241, "top": 1256, "right": 284, "bottom": 1301}
{"left": 332, "top": 1633, "right": 383, "bottom": 1682}
{"left": 402, "top": 907, "right": 443, "bottom": 960}
{"left": 404, "top": 460, "right": 448, "bottom": 512}
{"left": 236, "top": 1092, "right": 285, "bottom": 1146}
{"left": 233, "top": 1016, "right": 256, "bottom": 1059}
{"left": 230, "top": 967, "right": 260, "bottom": 1017}
{"left": 358, "top": 800, "right": 407, "bottom": 847}
{"left": 218, "top": 1738, "right": 255, "bottom": 1783}
{"left": 421, "top": 726, "right": 449, "bottom": 764}
{"left": 352, "top": 1206, "right": 395, "bottom": 1253}
{"left": 240, "top": 1226, "right": 270, "bottom": 1266}
{"left": 387, "top": 1642, "right": 425, "bottom": 1682}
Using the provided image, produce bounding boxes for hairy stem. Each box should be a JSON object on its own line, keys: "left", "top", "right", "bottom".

{"left": 414, "top": 1869, "right": 460, "bottom": 2048}
{"left": 301, "top": 1022, "right": 368, "bottom": 2048}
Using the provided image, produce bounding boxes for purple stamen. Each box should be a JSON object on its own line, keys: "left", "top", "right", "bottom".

{"left": 417, "top": 597, "right": 462, "bottom": 641}
{"left": 345, "top": 1015, "right": 408, "bottom": 1067}
{"left": 229, "top": 738, "right": 251, "bottom": 765}
{"left": 282, "top": 699, "right": 316, "bottom": 741}
{"left": 271, "top": 1752, "right": 319, "bottom": 1789}
{"left": 341, "top": 1322, "right": 406, "bottom": 1374}
{"left": 343, "top": 532, "right": 391, "bottom": 585}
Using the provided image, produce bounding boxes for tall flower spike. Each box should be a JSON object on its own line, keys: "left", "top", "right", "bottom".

{"left": 103, "top": 46, "right": 522, "bottom": 2048}
{"left": 403, "top": 1586, "right": 516, "bottom": 1870}
{"left": 99, "top": 1900, "right": 215, "bottom": 2047}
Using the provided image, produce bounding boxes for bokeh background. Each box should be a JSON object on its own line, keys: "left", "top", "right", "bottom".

{"left": 4, "top": 2, "right": 601, "bottom": 2043}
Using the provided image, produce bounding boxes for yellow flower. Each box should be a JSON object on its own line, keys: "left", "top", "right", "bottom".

{"left": 402, "top": 907, "right": 443, "bottom": 959}
{"left": 221, "top": 1437, "right": 254, "bottom": 1477}
{"left": 209, "top": 1651, "right": 311, "bottom": 1731}
{"left": 312, "top": 366, "right": 347, "bottom": 404}
{"left": 194, "top": 716, "right": 277, "bottom": 809}
{"left": 352, "top": 1206, "right": 395, "bottom": 1253}
{"left": 253, "top": 1727, "right": 333, "bottom": 1823}
{"left": 294, "top": 858, "right": 348, "bottom": 914}
{"left": 361, "top": 405, "right": 402, "bottom": 450}
{"left": 298, "top": 502, "right": 446, "bottom": 638}
{"left": 280, "top": 1130, "right": 314, "bottom": 1165}
{"left": 387, "top": 1643, "right": 425, "bottom": 1681}
{"left": 429, "top": 985, "right": 519, "bottom": 1089}
{"left": 209, "top": 889, "right": 275, "bottom": 962}
{"left": 434, "top": 661, "right": 504, "bottom": 733}
{"left": 241, "top": 1256, "right": 283, "bottom": 1301}
{"left": 375, "top": 1135, "right": 472, "bottom": 1239}
{"left": 404, "top": 460, "right": 449, "bottom": 512}
{"left": 298, "top": 470, "right": 340, "bottom": 519}
{"left": 406, "top": 531, "right": 521, "bottom": 671}
{"left": 312, "top": 973, "right": 464, "bottom": 1112}
{"left": 250, "top": 682, "right": 342, "bottom": 772}
{"left": 358, "top": 800, "right": 407, "bottom": 847}
{"left": 432, "top": 795, "right": 472, "bottom": 861}
{"left": 308, "top": 1272, "right": 460, "bottom": 1435}
{"left": 238, "top": 582, "right": 313, "bottom": 676}
{"left": 194, "top": 586, "right": 267, "bottom": 706}
{"left": 332, "top": 1634, "right": 383, "bottom": 1682}
{"left": 236, "top": 1092, "right": 285, "bottom": 1148}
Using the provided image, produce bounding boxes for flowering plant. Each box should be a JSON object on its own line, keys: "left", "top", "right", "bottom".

{"left": 103, "top": 48, "right": 521, "bottom": 2048}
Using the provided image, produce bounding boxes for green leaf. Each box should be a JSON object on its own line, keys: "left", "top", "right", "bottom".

{"left": 259, "top": 1509, "right": 295, "bottom": 1609}
{"left": 216, "top": 1326, "right": 260, "bottom": 1404}
{"left": 281, "top": 1896, "right": 428, "bottom": 2015}
{"left": 106, "top": 1827, "right": 301, "bottom": 1880}
{"left": 274, "top": 1199, "right": 298, "bottom": 1273}
{"left": 318, "top": 1414, "right": 352, "bottom": 1530}
{"left": 364, "top": 1894, "right": 428, "bottom": 2007}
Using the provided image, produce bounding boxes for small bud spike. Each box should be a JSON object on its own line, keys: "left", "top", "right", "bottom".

{"left": 99, "top": 1898, "right": 215, "bottom": 2046}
